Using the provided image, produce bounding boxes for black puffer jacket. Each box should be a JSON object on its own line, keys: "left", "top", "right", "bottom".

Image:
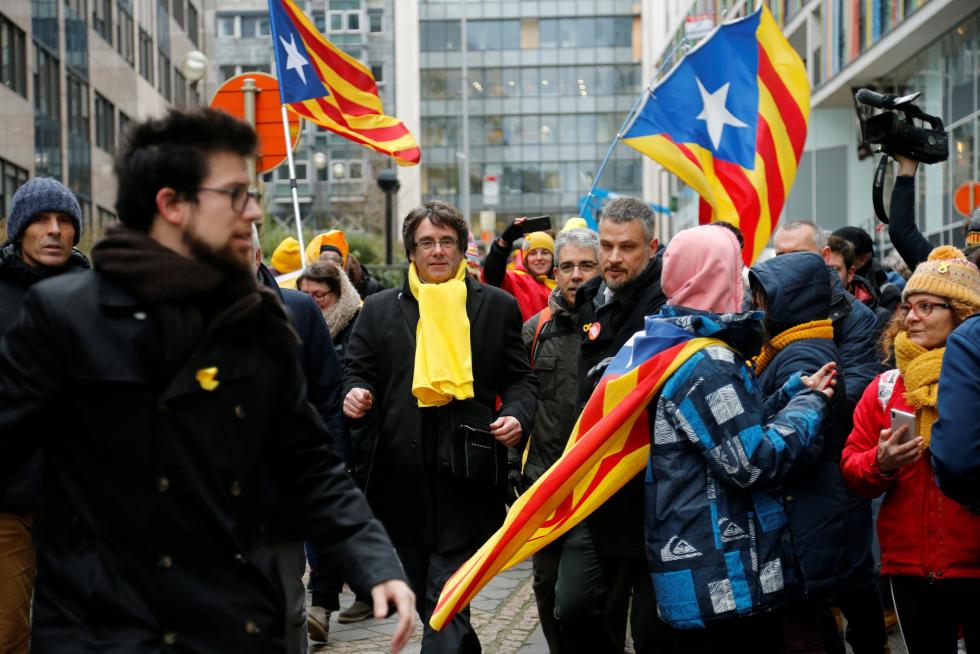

{"left": 0, "top": 240, "right": 89, "bottom": 512}
{"left": 750, "top": 252, "right": 858, "bottom": 594}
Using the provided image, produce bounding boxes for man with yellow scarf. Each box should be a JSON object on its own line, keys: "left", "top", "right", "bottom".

{"left": 841, "top": 246, "right": 980, "bottom": 654}
{"left": 342, "top": 200, "right": 537, "bottom": 653}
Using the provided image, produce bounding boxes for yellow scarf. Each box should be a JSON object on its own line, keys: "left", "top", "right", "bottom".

{"left": 753, "top": 319, "right": 835, "bottom": 375}
{"left": 408, "top": 260, "right": 475, "bottom": 407}
{"left": 894, "top": 331, "right": 944, "bottom": 448}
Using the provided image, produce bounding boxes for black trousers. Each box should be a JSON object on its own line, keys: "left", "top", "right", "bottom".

{"left": 891, "top": 575, "right": 980, "bottom": 654}
{"left": 554, "top": 522, "right": 671, "bottom": 654}
{"left": 397, "top": 543, "right": 482, "bottom": 654}
{"left": 665, "top": 610, "right": 785, "bottom": 654}
{"left": 531, "top": 537, "right": 570, "bottom": 653}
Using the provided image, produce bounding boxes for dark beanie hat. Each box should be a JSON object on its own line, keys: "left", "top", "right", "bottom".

{"left": 832, "top": 226, "right": 873, "bottom": 256}
{"left": 7, "top": 178, "right": 82, "bottom": 245}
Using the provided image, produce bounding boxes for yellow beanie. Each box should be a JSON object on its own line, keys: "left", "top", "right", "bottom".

{"left": 271, "top": 237, "right": 302, "bottom": 273}
{"left": 904, "top": 245, "right": 980, "bottom": 309}
{"left": 306, "top": 230, "right": 350, "bottom": 266}
{"left": 522, "top": 231, "right": 554, "bottom": 254}
{"left": 561, "top": 217, "right": 589, "bottom": 233}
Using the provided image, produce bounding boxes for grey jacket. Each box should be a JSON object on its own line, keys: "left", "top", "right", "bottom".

{"left": 521, "top": 289, "right": 581, "bottom": 483}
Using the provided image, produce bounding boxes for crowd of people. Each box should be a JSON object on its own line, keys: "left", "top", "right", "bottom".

{"left": 1, "top": 107, "right": 979, "bottom": 654}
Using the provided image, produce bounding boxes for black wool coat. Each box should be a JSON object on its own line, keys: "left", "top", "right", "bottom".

{"left": 344, "top": 276, "right": 537, "bottom": 553}
{"left": 0, "top": 270, "right": 404, "bottom": 653}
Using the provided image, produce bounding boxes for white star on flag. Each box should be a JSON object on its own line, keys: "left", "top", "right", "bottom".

{"left": 279, "top": 32, "right": 309, "bottom": 85}
{"left": 695, "top": 78, "right": 747, "bottom": 150}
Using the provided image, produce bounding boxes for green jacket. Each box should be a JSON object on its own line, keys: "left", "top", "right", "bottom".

{"left": 521, "top": 289, "right": 582, "bottom": 483}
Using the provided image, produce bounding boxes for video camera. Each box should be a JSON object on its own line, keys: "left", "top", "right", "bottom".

{"left": 854, "top": 88, "right": 949, "bottom": 223}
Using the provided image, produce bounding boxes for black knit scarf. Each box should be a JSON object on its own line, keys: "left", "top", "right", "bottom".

{"left": 91, "top": 226, "right": 297, "bottom": 377}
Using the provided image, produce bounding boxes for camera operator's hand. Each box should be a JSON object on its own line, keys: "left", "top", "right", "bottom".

{"left": 498, "top": 217, "right": 527, "bottom": 247}
{"left": 896, "top": 154, "right": 919, "bottom": 177}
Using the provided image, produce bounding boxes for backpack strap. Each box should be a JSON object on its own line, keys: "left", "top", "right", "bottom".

{"left": 877, "top": 369, "right": 900, "bottom": 410}
{"left": 530, "top": 306, "right": 554, "bottom": 367}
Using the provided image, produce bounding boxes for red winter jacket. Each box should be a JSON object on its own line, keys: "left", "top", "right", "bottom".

{"left": 841, "top": 371, "right": 980, "bottom": 579}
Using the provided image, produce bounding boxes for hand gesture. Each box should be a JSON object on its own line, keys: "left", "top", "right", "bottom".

{"left": 369, "top": 579, "right": 416, "bottom": 652}
{"left": 802, "top": 362, "right": 837, "bottom": 399}
{"left": 876, "top": 426, "right": 924, "bottom": 474}
{"left": 344, "top": 388, "right": 374, "bottom": 419}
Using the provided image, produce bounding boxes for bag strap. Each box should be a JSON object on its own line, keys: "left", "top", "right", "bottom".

{"left": 877, "top": 369, "right": 900, "bottom": 410}
{"left": 530, "top": 306, "right": 553, "bottom": 367}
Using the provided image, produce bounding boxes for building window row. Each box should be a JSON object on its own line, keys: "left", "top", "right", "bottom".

{"left": 94, "top": 93, "right": 115, "bottom": 152}
{"left": 421, "top": 65, "right": 641, "bottom": 100}
{"left": 422, "top": 112, "right": 626, "bottom": 148}
{"left": 96, "top": 0, "right": 197, "bottom": 52}
{"left": 421, "top": 16, "right": 634, "bottom": 53}
{"left": 1, "top": 13, "right": 28, "bottom": 97}
{"left": 117, "top": 1, "right": 135, "bottom": 64}
{"left": 421, "top": 159, "right": 640, "bottom": 198}
{"left": 217, "top": 13, "right": 270, "bottom": 38}
{"left": 219, "top": 64, "right": 271, "bottom": 82}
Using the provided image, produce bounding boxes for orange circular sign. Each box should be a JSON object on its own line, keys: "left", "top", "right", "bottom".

{"left": 954, "top": 181, "right": 980, "bottom": 218}
{"left": 209, "top": 72, "right": 302, "bottom": 174}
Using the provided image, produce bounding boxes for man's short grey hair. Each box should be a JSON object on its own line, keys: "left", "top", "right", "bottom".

{"left": 778, "top": 220, "right": 827, "bottom": 250}
{"left": 554, "top": 228, "right": 599, "bottom": 264}
{"left": 250, "top": 223, "right": 261, "bottom": 251}
{"left": 598, "top": 197, "right": 657, "bottom": 242}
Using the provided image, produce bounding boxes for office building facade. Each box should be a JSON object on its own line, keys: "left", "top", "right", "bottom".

{"left": 0, "top": 0, "right": 206, "bottom": 246}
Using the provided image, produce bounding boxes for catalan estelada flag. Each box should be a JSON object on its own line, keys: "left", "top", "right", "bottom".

{"left": 430, "top": 319, "right": 727, "bottom": 630}
{"left": 622, "top": 4, "right": 809, "bottom": 264}
{"left": 267, "top": 0, "right": 420, "bottom": 165}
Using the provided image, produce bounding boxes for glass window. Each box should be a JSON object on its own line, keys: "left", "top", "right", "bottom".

{"left": 67, "top": 74, "right": 90, "bottom": 139}
{"left": 241, "top": 16, "right": 270, "bottom": 38}
{"left": 172, "top": 0, "right": 183, "bottom": 29}
{"left": 368, "top": 10, "right": 382, "bottom": 33}
{"left": 814, "top": 146, "right": 848, "bottom": 231}
{"left": 348, "top": 161, "right": 363, "bottom": 180}
{"left": 94, "top": 93, "right": 115, "bottom": 152}
{"left": 370, "top": 63, "right": 382, "bottom": 84}
{"left": 138, "top": 28, "right": 152, "bottom": 82}
{"left": 218, "top": 15, "right": 235, "bottom": 37}
{"left": 0, "top": 14, "right": 28, "bottom": 97}
{"left": 539, "top": 67, "right": 559, "bottom": 95}
{"left": 219, "top": 64, "right": 237, "bottom": 81}
{"left": 346, "top": 12, "right": 359, "bottom": 32}
{"left": 420, "top": 68, "right": 460, "bottom": 99}
{"left": 0, "top": 158, "right": 29, "bottom": 221}
{"left": 329, "top": 12, "right": 342, "bottom": 32}
{"left": 539, "top": 19, "right": 558, "bottom": 48}
{"left": 421, "top": 164, "right": 457, "bottom": 195}
{"left": 186, "top": 2, "right": 198, "bottom": 45}
{"left": 174, "top": 69, "right": 186, "bottom": 107}
{"left": 313, "top": 10, "right": 325, "bottom": 32}
{"left": 93, "top": 0, "right": 112, "bottom": 43}
{"left": 117, "top": 2, "right": 134, "bottom": 64}
{"left": 421, "top": 20, "right": 461, "bottom": 52}
{"left": 158, "top": 52, "right": 171, "bottom": 100}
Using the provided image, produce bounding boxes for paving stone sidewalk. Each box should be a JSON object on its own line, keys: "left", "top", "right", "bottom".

{"left": 309, "top": 560, "right": 548, "bottom": 654}
{"left": 309, "top": 560, "right": 909, "bottom": 654}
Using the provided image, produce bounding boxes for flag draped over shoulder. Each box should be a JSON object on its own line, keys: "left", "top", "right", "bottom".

{"left": 430, "top": 319, "right": 727, "bottom": 630}
{"left": 623, "top": 4, "right": 809, "bottom": 264}
{"left": 267, "top": 0, "right": 420, "bottom": 165}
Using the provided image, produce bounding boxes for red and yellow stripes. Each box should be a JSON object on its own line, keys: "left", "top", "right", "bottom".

{"left": 430, "top": 337, "right": 724, "bottom": 631}
{"left": 625, "top": 5, "right": 809, "bottom": 265}
{"left": 278, "top": 0, "right": 420, "bottom": 165}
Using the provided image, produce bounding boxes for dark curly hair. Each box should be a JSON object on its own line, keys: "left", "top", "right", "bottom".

{"left": 401, "top": 200, "right": 468, "bottom": 257}
{"left": 113, "top": 108, "right": 258, "bottom": 232}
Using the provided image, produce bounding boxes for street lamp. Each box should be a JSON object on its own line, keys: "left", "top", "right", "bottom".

{"left": 179, "top": 50, "right": 208, "bottom": 90}
{"left": 312, "top": 152, "right": 329, "bottom": 230}
{"left": 377, "top": 168, "right": 400, "bottom": 265}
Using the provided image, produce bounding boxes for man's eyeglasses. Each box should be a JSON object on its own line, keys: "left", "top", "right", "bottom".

{"left": 898, "top": 300, "right": 951, "bottom": 317}
{"left": 197, "top": 186, "right": 262, "bottom": 213}
{"left": 416, "top": 238, "right": 458, "bottom": 252}
{"left": 557, "top": 261, "right": 598, "bottom": 274}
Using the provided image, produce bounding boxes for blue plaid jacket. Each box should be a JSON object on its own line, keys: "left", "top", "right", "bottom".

{"left": 643, "top": 308, "right": 829, "bottom": 629}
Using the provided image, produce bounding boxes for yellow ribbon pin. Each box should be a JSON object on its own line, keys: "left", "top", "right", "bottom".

{"left": 196, "top": 367, "right": 220, "bottom": 391}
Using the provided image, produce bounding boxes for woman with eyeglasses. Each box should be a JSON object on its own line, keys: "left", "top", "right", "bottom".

{"left": 840, "top": 246, "right": 980, "bottom": 654}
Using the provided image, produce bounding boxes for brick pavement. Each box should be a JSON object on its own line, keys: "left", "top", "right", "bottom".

{"left": 309, "top": 560, "right": 909, "bottom": 654}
